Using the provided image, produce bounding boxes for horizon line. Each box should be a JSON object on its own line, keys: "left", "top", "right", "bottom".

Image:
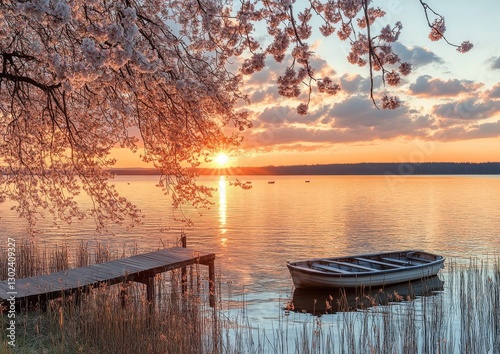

{"left": 109, "top": 162, "right": 500, "bottom": 175}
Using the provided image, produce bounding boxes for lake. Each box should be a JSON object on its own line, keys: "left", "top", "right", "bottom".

{"left": 1, "top": 175, "right": 499, "bottom": 326}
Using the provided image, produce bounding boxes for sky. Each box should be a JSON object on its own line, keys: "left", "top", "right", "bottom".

{"left": 115, "top": 0, "right": 500, "bottom": 168}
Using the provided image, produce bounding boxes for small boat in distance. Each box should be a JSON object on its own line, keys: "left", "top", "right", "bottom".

{"left": 287, "top": 250, "right": 445, "bottom": 288}
{"left": 305, "top": 180, "right": 310, "bottom": 183}
{"left": 268, "top": 181, "right": 275, "bottom": 184}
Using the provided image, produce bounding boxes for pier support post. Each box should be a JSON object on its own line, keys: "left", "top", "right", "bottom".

{"left": 146, "top": 277, "right": 155, "bottom": 302}
{"left": 181, "top": 235, "right": 188, "bottom": 295}
{"left": 146, "top": 276, "right": 155, "bottom": 309}
{"left": 120, "top": 281, "right": 129, "bottom": 309}
{"left": 208, "top": 259, "right": 215, "bottom": 307}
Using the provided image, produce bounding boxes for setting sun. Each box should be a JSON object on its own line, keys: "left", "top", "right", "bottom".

{"left": 214, "top": 152, "right": 230, "bottom": 167}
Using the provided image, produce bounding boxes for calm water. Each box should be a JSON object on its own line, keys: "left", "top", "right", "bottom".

{"left": 1, "top": 175, "right": 499, "bottom": 320}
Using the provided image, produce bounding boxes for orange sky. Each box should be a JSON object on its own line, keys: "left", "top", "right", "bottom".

{"left": 112, "top": 136, "right": 499, "bottom": 169}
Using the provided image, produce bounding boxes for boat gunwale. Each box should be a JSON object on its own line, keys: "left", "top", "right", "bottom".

{"left": 286, "top": 260, "right": 444, "bottom": 278}
{"left": 286, "top": 250, "right": 445, "bottom": 278}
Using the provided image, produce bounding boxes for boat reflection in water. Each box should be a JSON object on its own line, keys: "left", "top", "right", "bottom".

{"left": 286, "top": 276, "right": 444, "bottom": 316}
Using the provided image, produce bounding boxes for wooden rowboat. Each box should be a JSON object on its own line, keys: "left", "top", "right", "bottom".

{"left": 286, "top": 250, "right": 445, "bottom": 288}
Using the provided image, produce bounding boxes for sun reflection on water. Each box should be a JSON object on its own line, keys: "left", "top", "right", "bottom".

{"left": 218, "top": 176, "right": 227, "bottom": 244}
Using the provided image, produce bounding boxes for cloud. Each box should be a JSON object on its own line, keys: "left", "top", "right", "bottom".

{"left": 339, "top": 74, "right": 378, "bottom": 94}
{"left": 257, "top": 105, "right": 320, "bottom": 125}
{"left": 248, "top": 86, "right": 280, "bottom": 104}
{"left": 409, "top": 75, "right": 482, "bottom": 97}
{"left": 489, "top": 56, "right": 500, "bottom": 70}
{"left": 241, "top": 96, "right": 439, "bottom": 150}
{"left": 244, "top": 52, "right": 332, "bottom": 85}
{"left": 329, "top": 96, "right": 436, "bottom": 138}
{"left": 240, "top": 93, "right": 499, "bottom": 153}
{"left": 242, "top": 52, "right": 335, "bottom": 105}
{"left": 392, "top": 42, "right": 444, "bottom": 67}
{"left": 464, "top": 121, "right": 500, "bottom": 139}
{"left": 243, "top": 59, "right": 280, "bottom": 86}
{"left": 435, "top": 120, "right": 500, "bottom": 140}
{"left": 487, "top": 83, "right": 500, "bottom": 99}
{"left": 433, "top": 98, "right": 500, "bottom": 120}
{"left": 330, "top": 95, "right": 405, "bottom": 126}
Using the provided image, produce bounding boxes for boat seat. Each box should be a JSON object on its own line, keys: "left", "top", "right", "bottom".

{"left": 326, "top": 260, "right": 379, "bottom": 272}
{"left": 353, "top": 257, "right": 403, "bottom": 269}
{"left": 380, "top": 257, "right": 412, "bottom": 266}
{"left": 313, "top": 264, "right": 352, "bottom": 274}
{"left": 406, "top": 256, "right": 432, "bottom": 263}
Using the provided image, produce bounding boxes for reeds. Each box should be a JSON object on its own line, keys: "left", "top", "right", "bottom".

{"left": 1, "top": 277, "right": 210, "bottom": 353}
{"left": 212, "top": 256, "right": 499, "bottom": 354}
{"left": 1, "top": 245, "right": 499, "bottom": 354}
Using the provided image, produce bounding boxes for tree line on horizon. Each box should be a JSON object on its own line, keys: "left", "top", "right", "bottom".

{"left": 112, "top": 162, "right": 500, "bottom": 175}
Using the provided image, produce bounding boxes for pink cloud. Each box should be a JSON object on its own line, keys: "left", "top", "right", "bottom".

{"left": 433, "top": 98, "right": 500, "bottom": 120}
{"left": 409, "top": 75, "right": 482, "bottom": 97}
{"left": 486, "top": 83, "right": 500, "bottom": 99}
{"left": 392, "top": 43, "right": 444, "bottom": 67}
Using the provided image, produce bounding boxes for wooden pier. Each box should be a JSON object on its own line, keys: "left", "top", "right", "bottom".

{"left": 0, "top": 247, "right": 216, "bottom": 309}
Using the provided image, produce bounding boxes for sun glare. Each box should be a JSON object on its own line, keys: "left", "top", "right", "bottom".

{"left": 214, "top": 153, "right": 230, "bottom": 167}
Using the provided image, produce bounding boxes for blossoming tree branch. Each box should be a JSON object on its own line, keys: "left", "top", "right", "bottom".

{"left": 0, "top": 0, "right": 471, "bottom": 232}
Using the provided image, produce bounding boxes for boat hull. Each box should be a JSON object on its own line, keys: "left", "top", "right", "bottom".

{"left": 287, "top": 250, "right": 445, "bottom": 288}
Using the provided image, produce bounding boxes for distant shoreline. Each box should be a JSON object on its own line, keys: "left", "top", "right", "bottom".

{"left": 111, "top": 162, "right": 500, "bottom": 175}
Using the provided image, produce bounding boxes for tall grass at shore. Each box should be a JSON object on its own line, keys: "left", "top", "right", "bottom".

{"left": 0, "top": 240, "right": 139, "bottom": 280}
{"left": 1, "top": 243, "right": 499, "bottom": 353}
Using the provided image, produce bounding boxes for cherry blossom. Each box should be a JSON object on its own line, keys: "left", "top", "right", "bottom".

{"left": 457, "top": 41, "right": 474, "bottom": 54}
{"left": 429, "top": 18, "right": 446, "bottom": 41}
{"left": 381, "top": 95, "right": 401, "bottom": 110}
{"left": 399, "top": 62, "right": 412, "bottom": 76}
{"left": 385, "top": 70, "right": 401, "bottom": 86}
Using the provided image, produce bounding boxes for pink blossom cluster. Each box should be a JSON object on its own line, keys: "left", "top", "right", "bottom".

{"left": 457, "top": 41, "right": 473, "bottom": 53}
{"left": 357, "top": 8, "right": 386, "bottom": 29}
{"left": 385, "top": 70, "right": 400, "bottom": 86}
{"left": 296, "top": 8, "right": 313, "bottom": 40}
{"left": 296, "top": 103, "right": 308, "bottom": 115}
{"left": 381, "top": 95, "right": 400, "bottom": 109}
{"left": 338, "top": 0, "right": 363, "bottom": 19}
{"left": 317, "top": 77, "right": 341, "bottom": 95}
{"left": 319, "top": 22, "right": 335, "bottom": 36}
{"left": 429, "top": 18, "right": 446, "bottom": 41}
{"left": 277, "top": 67, "right": 307, "bottom": 97}
{"left": 241, "top": 53, "right": 266, "bottom": 74}
{"left": 291, "top": 44, "right": 311, "bottom": 64}
{"left": 378, "top": 22, "right": 402, "bottom": 43}
{"left": 399, "top": 62, "right": 412, "bottom": 76}
{"left": 266, "top": 30, "right": 289, "bottom": 62}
